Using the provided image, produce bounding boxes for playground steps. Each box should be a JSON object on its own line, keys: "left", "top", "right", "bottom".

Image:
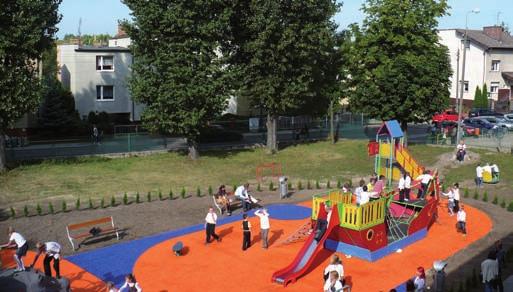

{"left": 276, "top": 221, "right": 312, "bottom": 247}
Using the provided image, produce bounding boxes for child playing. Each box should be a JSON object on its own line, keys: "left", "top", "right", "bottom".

{"left": 242, "top": 213, "right": 251, "bottom": 251}
{"left": 456, "top": 205, "right": 467, "bottom": 236}
{"left": 441, "top": 186, "right": 455, "bottom": 216}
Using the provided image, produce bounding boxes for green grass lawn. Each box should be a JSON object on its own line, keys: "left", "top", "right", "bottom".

{"left": 0, "top": 140, "right": 451, "bottom": 205}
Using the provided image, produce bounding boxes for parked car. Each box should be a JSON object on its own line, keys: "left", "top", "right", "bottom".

{"left": 432, "top": 110, "right": 460, "bottom": 123}
{"left": 468, "top": 109, "right": 503, "bottom": 118}
{"left": 462, "top": 118, "right": 497, "bottom": 131}
{"left": 478, "top": 116, "right": 513, "bottom": 131}
{"left": 503, "top": 113, "right": 513, "bottom": 123}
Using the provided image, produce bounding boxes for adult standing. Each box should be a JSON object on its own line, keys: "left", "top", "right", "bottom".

{"left": 3, "top": 227, "right": 28, "bottom": 271}
{"left": 92, "top": 124, "right": 100, "bottom": 144}
{"left": 475, "top": 164, "right": 483, "bottom": 188}
{"left": 204, "top": 207, "right": 221, "bottom": 244}
{"left": 255, "top": 208, "right": 270, "bottom": 249}
{"left": 481, "top": 250, "right": 499, "bottom": 292}
{"left": 242, "top": 214, "right": 252, "bottom": 251}
{"left": 30, "top": 241, "right": 61, "bottom": 278}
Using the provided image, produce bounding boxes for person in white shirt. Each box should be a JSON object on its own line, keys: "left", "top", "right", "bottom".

{"left": 30, "top": 241, "right": 61, "bottom": 278}
{"left": 4, "top": 227, "right": 28, "bottom": 271}
{"left": 105, "top": 282, "right": 118, "bottom": 292}
{"left": 254, "top": 208, "right": 270, "bottom": 249}
{"left": 354, "top": 180, "right": 365, "bottom": 204}
{"left": 414, "top": 266, "right": 426, "bottom": 292}
{"left": 441, "top": 187, "right": 455, "bottom": 216}
{"left": 323, "top": 254, "right": 344, "bottom": 284}
{"left": 456, "top": 141, "right": 466, "bottom": 162}
{"left": 415, "top": 171, "right": 433, "bottom": 199}
{"left": 323, "top": 271, "right": 344, "bottom": 292}
{"left": 452, "top": 183, "right": 461, "bottom": 212}
{"left": 235, "top": 183, "right": 257, "bottom": 212}
{"left": 491, "top": 164, "right": 500, "bottom": 178}
{"left": 358, "top": 186, "right": 370, "bottom": 205}
{"left": 475, "top": 164, "right": 483, "bottom": 188}
{"left": 481, "top": 250, "right": 499, "bottom": 292}
{"left": 398, "top": 172, "right": 411, "bottom": 202}
{"left": 456, "top": 205, "right": 467, "bottom": 235}
{"left": 120, "top": 274, "right": 142, "bottom": 292}
{"left": 205, "top": 207, "right": 221, "bottom": 244}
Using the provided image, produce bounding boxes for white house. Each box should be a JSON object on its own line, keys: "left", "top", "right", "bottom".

{"left": 438, "top": 26, "right": 513, "bottom": 111}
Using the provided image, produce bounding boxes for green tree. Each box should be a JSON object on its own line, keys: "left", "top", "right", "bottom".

{"left": 0, "top": 0, "right": 62, "bottom": 170}
{"left": 38, "top": 77, "right": 81, "bottom": 133}
{"left": 347, "top": 0, "right": 451, "bottom": 134}
{"left": 473, "top": 86, "right": 482, "bottom": 109}
{"left": 481, "top": 83, "right": 489, "bottom": 109}
{"left": 122, "top": 0, "right": 232, "bottom": 159}
{"left": 227, "top": 0, "right": 341, "bottom": 152}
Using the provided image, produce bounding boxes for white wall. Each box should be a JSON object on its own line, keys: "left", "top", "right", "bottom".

{"left": 108, "top": 37, "right": 131, "bottom": 48}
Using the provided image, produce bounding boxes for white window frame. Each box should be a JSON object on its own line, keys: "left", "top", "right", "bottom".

{"left": 96, "top": 85, "right": 115, "bottom": 101}
{"left": 464, "top": 81, "right": 469, "bottom": 93}
{"left": 490, "top": 82, "right": 499, "bottom": 94}
{"left": 96, "top": 55, "right": 114, "bottom": 71}
{"left": 491, "top": 60, "right": 500, "bottom": 72}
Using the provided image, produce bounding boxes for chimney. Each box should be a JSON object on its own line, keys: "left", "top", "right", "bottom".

{"left": 483, "top": 26, "right": 504, "bottom": 41}
{"left": 116, "top": 24, "right": 126, "bottom": 37}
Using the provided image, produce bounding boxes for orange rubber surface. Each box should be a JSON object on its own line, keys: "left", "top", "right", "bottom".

{"left": 0, "top": 250, "right": 104, "bottom": 291}
{"left": 134, "top": 200, "right": 492, "bottom": 292}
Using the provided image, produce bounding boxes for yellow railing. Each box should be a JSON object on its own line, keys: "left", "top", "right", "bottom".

{"left": 328, "top": 190, "right": 352, "bottom": 205}
{"left": 339, "top": 198, "right": 386, "bottom": 230}
{"left": 312, "top": 196, "right": 328, "bottom": 220}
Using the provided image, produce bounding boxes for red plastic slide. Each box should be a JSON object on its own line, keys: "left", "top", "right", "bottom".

{"left": 271, "top": 204, "right": 340, "bottom": 286}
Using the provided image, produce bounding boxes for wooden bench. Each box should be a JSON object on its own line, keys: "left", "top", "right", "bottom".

{"left": 212, "top": 192, "right": 242, "bottom": 215}
{"left": 66, "top": 216, "right": 120, "bottom": 250}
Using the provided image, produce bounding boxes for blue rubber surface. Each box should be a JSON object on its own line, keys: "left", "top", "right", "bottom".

{"left": 65, "top": 203, "right": 310, "bottom": 287}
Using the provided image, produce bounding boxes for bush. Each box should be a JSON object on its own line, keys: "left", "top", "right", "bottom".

{"left": 316, "top": 180, "right": 320, "bottom": 189}
{"left": 337, "top": 179, "right": 342, "bottom": 188}
{"left": 196, "top": 187, "right": 201, "bottom": 197}
{"left": 75, "top": 198, "right": 81, "bottom": 210}
{"left": 326, "top": 180, "right": 331, "bottom": 189}
{"left": 111, "top": 195, "right": 116, "bottom": 206}
{"left": 100, "top": 198, "right": 105, "bottom": 208}
{"left": 136, "top": 192, "right": 141, "bottom": 203}
{"left": 88, "top": 198, "right": 93, "bottom": 209}
{"left": 181, "top": 187, "right": 187, "bottom": 199}
{"left": 307, "top": 180, "right": 312, "bottom": 190}
{"left": 36, "top": 203, "right": 42, "bottom": 215}
{"left": 507, "top": 201, "right": 513, "bottom": 212}
{"left": 208, "top": 186, "right": 213, "bottom": 196}
{"left": 169, "top": 189, "right": 175, "bottom": 200}
{"left": 257, "top": 183, "right": 261, "bottom": 192}
{"left": 473, "top": 190, "right": 479, "bottom": 200}
{"left": 24, "top": 205, "right": 29, "bottom": 217}
{"left": 10, "top": 207, "right": 15, "bottom": 218}
{"left": 123, "top": 193, "right": 128, "bottom": 205}
{"left": 492, "top": 195, "right": 498, "bottom": 205}
{"left": 464, "top": 188, "right": 469, "bottom": 198}
{"left": 501, "top": 198, "right": 506, "bottom": 208}
{"left": 62, "top": 201, "right": 67, "bottom": 212}
{"left": 288, "top": 181, "right": 292, "bottom": 190}
{"left": 48, "top": 202, "right": 54, "bottom": 214}
{"left": 297, "top": 181, "right": 303, "bottom": 190}
{"left": 158, "top": 190, "right": 163, "bottom": 201}
{"left": 482, "top": 191, "right": 488, "bottom": 202}
{"left": 147, "top": 191, "right": 151, "bottom": 202}
{"left": 269, "top": 181, "right": 274, "bottom": 191}
{"left": 233, "top": 185, "right": 237, "bottom": 193}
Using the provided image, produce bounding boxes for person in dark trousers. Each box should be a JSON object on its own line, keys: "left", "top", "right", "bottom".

{"left": 242, "top": 213, "right": 251, "bottom": 251}
{"left": 456, "top": 205, "right": 467, "bottom": 236}
{"left": 432, "top": 260, "right": 447, "bottom": 292}
{"left": 30, "top": 241, "right": 62, "bottom": 279}
{"left": 92, "top": 124, "right": 100, "bottom": 144}
{"left": 204, "top": 207, "right": 221, "bottom": 244}
{"left": 4, "top": 227, "right": 28, "bottom": 271}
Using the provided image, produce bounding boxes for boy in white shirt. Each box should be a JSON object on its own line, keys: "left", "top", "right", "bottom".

{"left": 205, "top": 207, "right": 221, "bottom": 244}
{"left": 4, "top": 227, "right": 28, "bottom": 271}
{"left": 475, "top": 164, "right": 483, "bottom": 188}
{"left": 255, "top": 208, "right": 270, "bottom": 249}
{"left": 457, "top": 206, "right": 467, "bottom": 236}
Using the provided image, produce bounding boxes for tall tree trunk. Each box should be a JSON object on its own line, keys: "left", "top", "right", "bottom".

{"left": 400, "top": 120, "right": 408, "bottom": 146}
{"left": 330, "top": 100, "right": 335, "bottom": 144}
{"left": 0, "top": 130, "right": 6, "bottom": 171}
{"left": 266, "top": 113, "right": 277, "bottom": 153}
{"left": 187, "top": 137, "right": 199, "bottom": 160}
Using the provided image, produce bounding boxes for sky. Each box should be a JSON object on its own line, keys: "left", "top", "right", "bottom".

{"left": 56, "top": 0, "right": 510, "bottom": 39}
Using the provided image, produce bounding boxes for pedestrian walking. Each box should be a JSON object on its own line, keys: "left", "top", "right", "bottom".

{"left": 242, "top": 213, "right": 251, "bottom": 251}
{"left": 30, "top": 241, "right": 62, "bottom": 279}
{"left": 205, "top": 207, "right": 221, "bottom": 244}
{"left": 255, "top": 208, "right": 270, "bottom": 249}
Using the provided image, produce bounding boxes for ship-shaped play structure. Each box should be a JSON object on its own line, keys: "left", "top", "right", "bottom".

{"left": 272, "top": 120, "right": 441, "bottom": 286}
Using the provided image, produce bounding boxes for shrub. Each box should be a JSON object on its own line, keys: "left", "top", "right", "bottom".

{"left": 62, "top": 201, "right": 67, "bottom": 212}
{"left": 136, "top": 192, "right": 141, "bottom": 203}
{"left": 169, "top": 189, "right": 174, "bottom": 200}
{"left": 75, "top": 198, "right": 81, "bottom": 210}
{"left": 326, "top": 180, "right": 331, "bottom": 189}
{"left": 147, "top": 191, "right": 151, "bottom": 202}
{"left": 10, "top": 207, "right": 15, "bottom": 218}
{"left": 88, "top": 198, "right": 93, "bottom": 209}
{"left": 24, "top": 205, "right": 29, "bottom": 217}
{"left": 123, "top": 193, "right": 128, "bottom": 205}
{"left": 473, "top": 190, "right": 479, "bottom": 200}
{"left": 233, "top": 185, "right": 237, "bottom": 193}
{"left": 482, "top": 191, "right": 488, "bottom": 202}
{"left": 501, "top": 198, "right": 506, "bottom": 208}
{"left": 196, "top": 187, "right": 201, "bottom": 197}
{"left": 257, "top": 183, "right": 261, "bottom": 192}
{"left": 48, "top": 202, "right": 54, "bottom": 214}
{"left": 269, "top": 181, "right": 274, "bottom": 191}
{"left": 492, "top": 195, "right": 498, "bottom": 205}
{"left": 315, "top": 180, "right": 320, "bottom": 189}
{"left": 208, "top": 186, "right": 213, "bottom": 196}
{"left": 297, "top": 180, "right": 303, "bottom": 190}
{"left": 507, "top": 201, "right": 513, "bottom": 212}
{"left": 111, "top": 195, "right": 116, "bottom": 206}
{"left": 337, "top": 179, "right": 342, "bottom": 188}
{"left": 36, "top": 203, "right": 42, "bottom": 215}
{"left": 100, "top": 198, "right": 105, "bottom": 208}
{"left": 463, "top": 188, "right": 469, "bottom": 198}
{"left": 181, "top": 187, "right": 187, "bottom": 199}
{"left": 288, "top": 181, "right": 292, "bottom": 190}
{"left": 347, "top": 180, "right": 353, "bottom": 188}
{"left": 158, "top": 190, "right": 163, "bottom": 201}
{"left": 307, "top": 180, "right": 312, "bottom": 190}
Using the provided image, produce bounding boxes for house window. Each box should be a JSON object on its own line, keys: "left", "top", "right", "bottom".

{"left": 490, "top": 82, "right": 499, "bottom": 94}
{"left": 96, "top": 85, "right": 114, "bottom": 101}
{"left": 96, "top": 56, "right": 114, "bottom": 71}
{"left": 491, "top": 60, "right": 500, "bottom": 71}
{"left": 464, "top": 81, "right": 469, "bottom": 93}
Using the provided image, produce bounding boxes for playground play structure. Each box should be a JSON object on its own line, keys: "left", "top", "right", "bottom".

{"left": 272, "top": 120, "right": 441, "bottom": 286}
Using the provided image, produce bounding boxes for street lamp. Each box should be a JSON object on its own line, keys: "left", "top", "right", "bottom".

{"left": 456, "top": 8, "right": 480, "bottom": 145}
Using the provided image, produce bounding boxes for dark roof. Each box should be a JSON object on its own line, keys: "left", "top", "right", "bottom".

{"left": 455, "top": 29, "right": 513, "bottom": 50}
{"left": 75, "top": 46, "right": 130, "bottom": 52}
{"left": 110, "top": 34, "right": 129, "bottom": 40}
